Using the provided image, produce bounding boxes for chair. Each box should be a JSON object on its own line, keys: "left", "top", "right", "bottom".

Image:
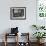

{"left": 4, "top": 27, "right": 19, "bottom": 46}
{"left": 18, "top": 33, "right": 30, "bottom": 46}
{"left": 4, "top": 33, "right": 18, "bottom": 46}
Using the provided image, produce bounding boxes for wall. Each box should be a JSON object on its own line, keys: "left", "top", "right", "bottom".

{"left": 0, "top": 0, "right": 37, "bottom": 42}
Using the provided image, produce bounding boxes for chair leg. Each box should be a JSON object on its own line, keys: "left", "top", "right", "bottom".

{"left": 4, "top": 41, "right": 7, "bottom": 46}
{"left": 4, "top": 33, "right": 7, "bottom": 46}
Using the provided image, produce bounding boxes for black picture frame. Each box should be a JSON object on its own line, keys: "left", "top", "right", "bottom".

{"left": 10, "top": 7, "right": 26, "bottom": 20}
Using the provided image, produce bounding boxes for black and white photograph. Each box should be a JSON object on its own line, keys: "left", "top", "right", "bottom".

{"left": 10, "top": 7, "right": 26, "bottom": 20}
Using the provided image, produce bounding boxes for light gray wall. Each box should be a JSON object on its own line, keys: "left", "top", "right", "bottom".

{"left": 0, "top": 0, "right": 37, "bottom": 42}
{"left": 0, "top": 0, "right": 36, "bottom": 34}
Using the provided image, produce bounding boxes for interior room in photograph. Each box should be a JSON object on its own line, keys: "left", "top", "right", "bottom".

{"left": 10, "top": 7, "right": 26, "bottom": 20}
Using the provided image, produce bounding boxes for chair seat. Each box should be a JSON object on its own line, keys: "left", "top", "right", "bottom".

{"left": 6, "top": 33, "right": 17, "bottom": 36}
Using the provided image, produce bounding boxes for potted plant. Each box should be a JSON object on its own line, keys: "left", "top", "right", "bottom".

{"left": 32, "top": 24, "right": 45, "bottom": 30}
{"left": 32, "top": 25, "right": 39, "bottom": 30}
{"left": 33, "top": 32, "right": 46, "bottom": 43}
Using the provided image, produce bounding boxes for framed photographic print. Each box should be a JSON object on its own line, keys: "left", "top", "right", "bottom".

{"left": 37, "top": 0, "right": 46, "bottom": 19}
{"left": 10, "top": 7, "right": 26, "bottom": 20}
{"left": 36, "top": 0, "right": 46, "bottom": 26}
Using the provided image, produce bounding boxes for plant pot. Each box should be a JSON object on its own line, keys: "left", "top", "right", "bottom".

{"left": 37, "top": 39, "right": 45, "bottom": 44}
{"left": 37, "top": 39, "right": 40, "bottom": 43}
{"left": 40, "top": 39, "right": 45, "bottom": 43}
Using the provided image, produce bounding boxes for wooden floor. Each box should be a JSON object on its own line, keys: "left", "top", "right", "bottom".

{"left": 0, "top": 42, "right": 46, "bottom": 46}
